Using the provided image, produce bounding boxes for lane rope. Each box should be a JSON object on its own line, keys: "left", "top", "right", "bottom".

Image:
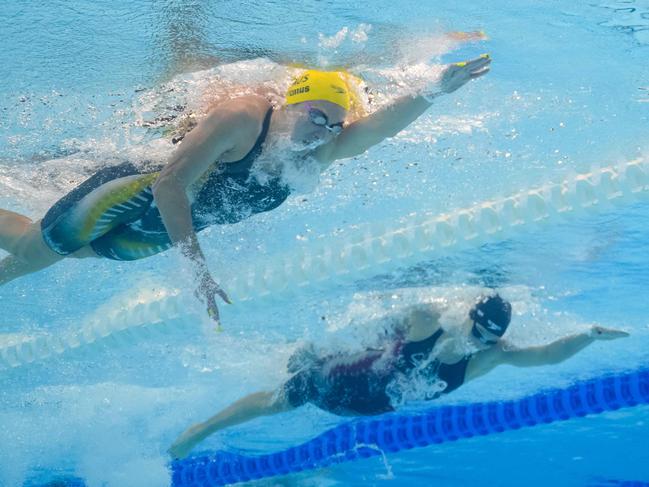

{"left": 1, "top": 157, "right": 647, "bottom": 370}
{"left": 170, "top": 367, "right": 649, "bottom": 486}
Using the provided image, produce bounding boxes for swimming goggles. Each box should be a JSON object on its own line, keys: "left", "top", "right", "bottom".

{"left": 471, "top": 320, "right": 499, "bottom": 346}
{"left": 307, "top": 107, "right": 344, "bottom": 134}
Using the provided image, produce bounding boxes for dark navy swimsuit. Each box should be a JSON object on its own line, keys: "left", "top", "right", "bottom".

{"left": 283, "top": 328, "right": 471, "bottom": 416}
{"left": 41, "top": 108, "right": 289, "bottom": 260}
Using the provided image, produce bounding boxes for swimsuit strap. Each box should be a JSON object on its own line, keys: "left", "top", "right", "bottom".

{"left": 397, "top": 328, "right": 445, "bottom": 373}
{"left": 436, "top": 356, "right": 471, "bottom": 394}
{"left": 396, "top": 328, "right": 472, "bottom": 394}
{"left": 192, "top": 107, "right": 278, "bottom": 219}
{"left": 219, "top": 107, "right": 273, "bottom": 177}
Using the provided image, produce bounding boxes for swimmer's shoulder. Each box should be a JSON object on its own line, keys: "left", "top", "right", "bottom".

{"left": 406, "top": 302, "right": 446, "bottom": 324}
{"left": 400, "top": 304, "right": 443, "bottom": 342}
{"left": 204, "top": 95, "right": 271, "bottom": 129}
{"left": 197, "top": 95, "right": 272, "bottom": 156}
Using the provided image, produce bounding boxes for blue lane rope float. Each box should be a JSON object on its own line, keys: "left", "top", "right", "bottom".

{"left": 170, "top": 367, "right": 649, "bottom": 486}
{"left": 588, "top": 480, "right": 649, "bottom": 487}
{"left": 1, "top": 158, "right": 647, "bottom": 371}
{"left": 23, "top": 475, "right": 87, "bottom": 487}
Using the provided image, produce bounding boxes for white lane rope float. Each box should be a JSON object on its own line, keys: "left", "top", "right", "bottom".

{"left": 1, "top": 157, "right": 647, "bottom": 371}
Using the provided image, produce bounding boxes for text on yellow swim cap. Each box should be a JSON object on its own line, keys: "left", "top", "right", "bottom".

{"left": 285, "top": 70, "right": 351, "bottom": 110}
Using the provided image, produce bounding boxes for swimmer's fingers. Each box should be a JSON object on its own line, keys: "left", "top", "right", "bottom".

{"left": 216, "top": 286, "right": 232, "bottom": 305}
{"left": 168, "top": 425, "right": 202, "bottom": 459}
{"left": 195, "top": 272, "right": 230, "bottom": 329}
{"left": 439, "top": 54, "right": 491, "bottom": 93}
{"left": 460, "top": 56, "right": 491, "bottom": 79}
{"left": 590, "top": 325, "right": 630, "bottom": 340}
{"left": 205, "top": 274, "right": 232, "bottom": 305}
{"left": 470, "top": 66, "right": 490, "bottom": 79}
{"left": 206, "top": 296, "right": 221, "bottom": 330}
{"left": 168, "top": 442, "right": 187, "bottom": 460}
{"left": 456, "top": 55, "right": 491, "bottom": 72}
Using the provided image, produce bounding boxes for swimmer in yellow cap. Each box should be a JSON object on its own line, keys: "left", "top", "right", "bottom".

{"left": 0, "top": 56, "right": 491, "bottom": 325}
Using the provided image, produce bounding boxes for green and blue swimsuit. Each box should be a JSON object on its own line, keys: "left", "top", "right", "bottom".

{"left": 41, "top": 109, "right": 288, "bottom": 260}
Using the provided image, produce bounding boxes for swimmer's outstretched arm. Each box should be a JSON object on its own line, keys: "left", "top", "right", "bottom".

{"left": 499, "top": 326, "right": 629, "bottom": 367}
{"left": 468, "top": 326, "right": 630, "bottom": 381}
{"left": 318, "top": 55, "right": 491, "bottom": 162}
{"left": 466, "top": 326, "right": 629, "bottom": 381}
{"left": 168, "top": 390, "right": 293, "bottom": 460}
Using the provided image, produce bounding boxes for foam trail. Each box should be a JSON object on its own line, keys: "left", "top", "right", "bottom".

{"left": 170, "top": 367, "right": 649, "bottom": 486}
{"left": 0, "top": 158, "right": 646, "bottom": 370}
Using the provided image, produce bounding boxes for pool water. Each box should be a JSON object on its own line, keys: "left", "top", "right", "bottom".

{"left": 1, "top": 1, "right": 648, "bottom": 486}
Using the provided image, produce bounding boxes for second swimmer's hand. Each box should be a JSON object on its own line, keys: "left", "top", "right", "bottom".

{"left": 589, "top": 325, "right": 630, "bottom": 340}
{"left": 168, "top": 423, "right": 205, "bottom": 460}
{"left": 438, "top": 54, "right": 491, "bottom": 94}
{"left": 196, "top": 270, "right": 232, "bottom": 329}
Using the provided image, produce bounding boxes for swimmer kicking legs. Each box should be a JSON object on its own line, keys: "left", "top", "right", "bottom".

{"left": 0, "top": 209, "right": 97, "bottom": 285}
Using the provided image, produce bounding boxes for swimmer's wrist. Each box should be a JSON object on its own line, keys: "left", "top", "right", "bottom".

{"left": 586, "top": 326, "right": 600, "bottom": 339}
{"left": 177, "top": 234, "right": 209, "bottom": 269}
{"left": 420, "top": 91, "right": 443, "bottom": 104}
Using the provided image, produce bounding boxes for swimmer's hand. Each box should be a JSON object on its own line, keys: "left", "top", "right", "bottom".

{"left": 437, "top": 54, "right": 491, "bottom": 94}
{"left": 196, "top": 270, "right": 232, "bottom": 329}
{"left": 168, "top": 423, "right": 204, "bottom": 460}
{"left": 589, "top": 325, "right": 630, "bottom": 340}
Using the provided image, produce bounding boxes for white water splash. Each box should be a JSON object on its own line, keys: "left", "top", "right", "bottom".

{"left": 318, "top": 24, "right": 373, "bottom": 49}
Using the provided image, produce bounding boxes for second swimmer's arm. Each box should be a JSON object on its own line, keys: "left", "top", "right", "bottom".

{"left": 466, "top": 326, "right": 629, "bottom": 382}
{"left": 320, "top": 55, "right": 491, "bottom": 162}
{"left": 499, "top": 326, "right": 629, "bottom": 367}
{"left": 168, "top": 390, "right": 293, "bottom": 459}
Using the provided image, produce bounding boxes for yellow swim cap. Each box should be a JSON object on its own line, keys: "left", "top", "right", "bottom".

{"left": 285, "top": 70, "right": 351, "bottom": 110}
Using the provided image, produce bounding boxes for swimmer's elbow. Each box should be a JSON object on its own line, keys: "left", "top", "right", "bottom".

{"left": 501, "top": 347, "right": 553, "bottom": 367}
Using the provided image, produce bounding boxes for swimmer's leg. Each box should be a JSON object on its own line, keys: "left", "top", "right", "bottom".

{"left": 168, "top": 390, "right": 294, "bottom": 459}
{"left": 0, "top": 164, "right": 156, "bottom": 284}
{"left": 0, "top": 211, "right": 65, "bottom": 284}
{"left": 0, "top": 241, "right": 102, "bottom": 286}
{"left": 0, "top": 254, "right": 61, "bottom": 285}
{"left": 0, "top": 208, "right": 34, "bottom": 255}
{"left": 68, "top": 245, "right": 100, "bottom": 259}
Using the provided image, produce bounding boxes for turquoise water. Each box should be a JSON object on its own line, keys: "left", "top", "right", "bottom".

{"left": 1, "top": 1, "right": 649, "bottom": 486}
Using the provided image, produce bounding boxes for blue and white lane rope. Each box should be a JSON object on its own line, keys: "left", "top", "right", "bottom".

{"left": 1, "top": 158, "right": 647, "bottom": 370}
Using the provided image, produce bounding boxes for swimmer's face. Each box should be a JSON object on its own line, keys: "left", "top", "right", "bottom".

{"left": 287, "top": 100, "right": 347, "bottom": 150}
